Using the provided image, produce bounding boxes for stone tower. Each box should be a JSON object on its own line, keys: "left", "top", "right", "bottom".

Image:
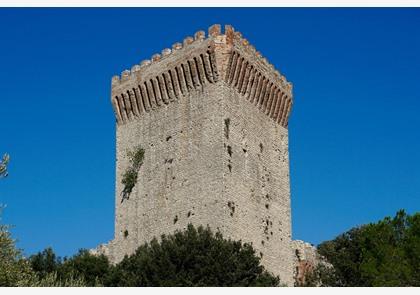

{"left": 99, "top": 24, "right": 294, "bottom": 285}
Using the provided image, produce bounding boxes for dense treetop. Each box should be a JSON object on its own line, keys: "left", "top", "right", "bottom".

{"left": 303, "top": 210, "right": 420, "bottom": 287}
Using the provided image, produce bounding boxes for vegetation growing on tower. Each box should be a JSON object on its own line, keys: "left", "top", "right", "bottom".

{"left": 121, "top": 146, "right": 144, "bottom": 202}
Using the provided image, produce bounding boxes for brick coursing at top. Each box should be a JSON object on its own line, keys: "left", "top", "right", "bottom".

{"left": 110, "top": 24, "right": 293, "bottom": 127}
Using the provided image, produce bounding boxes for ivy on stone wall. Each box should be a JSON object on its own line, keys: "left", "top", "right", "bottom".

{"left": 121, "top": 146, "right": 144, "bottom": 202}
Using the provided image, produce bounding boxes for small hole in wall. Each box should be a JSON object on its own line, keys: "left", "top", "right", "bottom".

{"left": 187, "top": 211, "right": 191, "bottom": 218}
{"left": 243, "top": 148, "right": 247, "bottom": 154}
{"left": 259, "top": 143, "right": 264, "bottom": 153}
{"left": 261, "top": 240, "right": 265, "bottom": 245}
{"left": 265, "top": 204, "right": 269, "bottom": 209}
{"left": 173, "top": 215, "right": 178, "bottom": 224}
{"left": 260, "top": 252, "right": 263, "bottom": 258}
{"left": 227, "top": 164, "right": 232, "bottom": 172}
{"left": 227, "top": 145, "right": 232, "bottom": 157}
{"left": 166, "top": 135, "right": 172, "bottom": 141}
{"left": 224, "top": 118, "right": 230, "bottom": 139}
{"left": 124, "top": 230, "right": 129, "bottom": 238}
{"left": 227, "top": 201, "right": 235, "bottom": 217}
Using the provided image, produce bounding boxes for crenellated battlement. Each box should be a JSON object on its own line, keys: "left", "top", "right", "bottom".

{"left": 110, "top": 24, "right": 293, "bottom": 127}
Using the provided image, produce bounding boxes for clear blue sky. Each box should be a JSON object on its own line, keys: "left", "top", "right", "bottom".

{"left": 0, "top": 8, "right": 419, "bottom": 258}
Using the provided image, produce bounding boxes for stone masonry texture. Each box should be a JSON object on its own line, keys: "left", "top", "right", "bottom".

{"left": 94, "top": 24, "right": 296, "bottom": 286}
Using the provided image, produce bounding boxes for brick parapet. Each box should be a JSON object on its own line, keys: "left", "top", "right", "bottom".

{"left": 110, "top": 24, "right": 293, "bottom": 128}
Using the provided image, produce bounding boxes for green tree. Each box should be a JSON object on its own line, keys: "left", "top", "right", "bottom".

{"left": 0, "top": 207, "right": 34, "bottom": 286}
{"left": 29, "top": 247, "right": 61, "bottom": 280}
{"left": 106, "top": 224, "right": 280, "bottom": 287}
{"left": 30, "top": 248, "right": 109, "bottom": 287}
{"left": 0, "top": 154, "right": 10, "bottom": 178}
{"left": 30, "top": 271, "right": 89, "bottom": 287}
{"left": 59, "top": 249, "right": 110, "bottom": 286}
{"left": 316, "top": 210, "right": 420, "bottom": 286}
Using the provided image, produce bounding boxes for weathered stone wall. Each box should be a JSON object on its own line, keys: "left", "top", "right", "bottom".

{"left": 218, "top": 82, "right": 293, "bottom": 284}
{"left": 98, "top": 24, "right": 295, "bottom": 286}
{"left": 112, "top": 83, "right": 226, "bottom": 263}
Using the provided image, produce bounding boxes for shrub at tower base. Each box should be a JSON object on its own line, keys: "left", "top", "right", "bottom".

{"left": 105, "top": 224, "right": 280, "bottom": 286}
{"left": 28, "top": 224, "right": 280, "bottom": 287}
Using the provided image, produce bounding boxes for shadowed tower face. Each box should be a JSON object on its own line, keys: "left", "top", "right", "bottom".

{"left": 106, "top": 24, "right": 294, "bottom": 285}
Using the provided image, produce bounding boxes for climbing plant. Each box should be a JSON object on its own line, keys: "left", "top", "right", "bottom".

{"left": 121, "top": 146, "right": 144, "bottom": 202}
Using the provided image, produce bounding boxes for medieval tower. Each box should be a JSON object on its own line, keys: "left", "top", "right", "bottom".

{"left": 96, "top": 24, "right": 294, "bottom": 285}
